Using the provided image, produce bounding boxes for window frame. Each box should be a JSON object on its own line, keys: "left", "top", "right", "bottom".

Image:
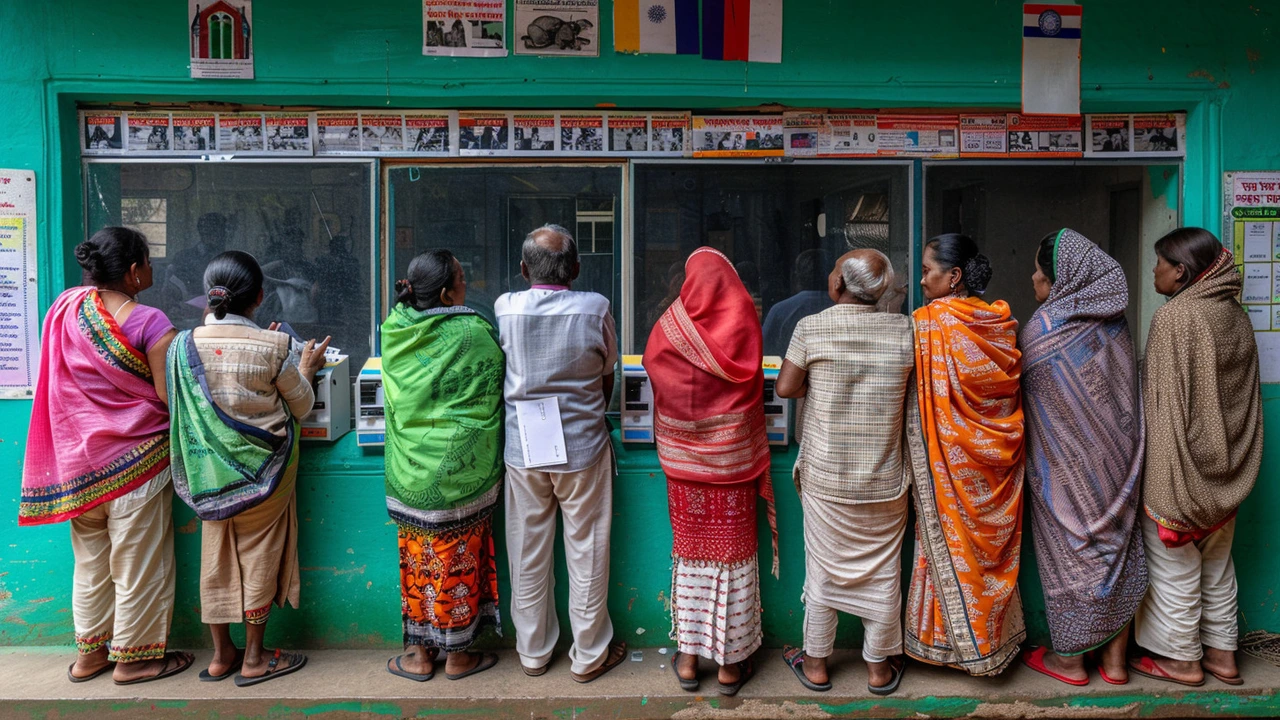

{"left": 81, "top": 156, "right": 381, "bottom": 360}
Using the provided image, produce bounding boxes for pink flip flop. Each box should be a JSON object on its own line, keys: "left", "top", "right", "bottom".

{"left": 1022, "top": 646, "right": 1089, "bottom": 687}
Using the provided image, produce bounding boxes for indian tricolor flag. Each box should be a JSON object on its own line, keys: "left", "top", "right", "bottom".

{"left": 615, "top": 0, "right": 699, "bottom": 55}
{"left": 1022, "top": 4, "right": 1082, "bottom": 115}
{"left": 702, "top": 0, "right": 782, "bottom": 63}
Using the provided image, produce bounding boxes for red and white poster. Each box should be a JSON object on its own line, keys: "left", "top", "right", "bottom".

{"left": 877, "top": 114, "right": 958, "bottom": 158}
{"left": 360, "top": 113, "right": 405, "bottom": 154}
{"left": 559, "top": 113, "right": 606, "bottom": 154}
{"left": 170, "top": 112, "right": 217, "bottom": 153}
{"left": 960, "top": 114, "right": 1008, "bottom": 157}
{"left": 189, "top": 0, "right": 254, "bottom": 79}
{"left": 125, "top": 112, "right": 173, "bottom": 153}
{"left": 1006, "top": 113, "right": 1082, "bottom": 157}
{"left": 315, "top": 112, "right": 361, "bottom": 154}
{"left": 691, "top": 115, "right": 784, "bottom": 158}
{"left": 423, "top": 1, "right": 508, "bottom": 58}
{"left": 217, "top": 113, "right": 264, "bottom": 152}
{"left": 512, "top": 113, "right": 558, "bottom": 155}
{"left": 265, "top": 112, "right": 313, "bottom": 154}
{"left": 81, "top": 110, "right": 125, "bottom": 155}
{"left": 404, "top": 112, "right": 454, "bottom": 155}
{"left": 607, "top": 113, "right": 648, "bottom": 153}
{"left": 458, "top": 112, "right": 511, "bottom": 156}
{"left": 819, "top": 113, "right": 878, "bottom": 157}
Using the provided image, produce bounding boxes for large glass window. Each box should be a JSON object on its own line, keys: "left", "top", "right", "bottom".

{"left": 85, "top": 161, "right": 375, "bottom": 368}
{"left": 387, "top": 165, "right": 623, "bottom": 324}
{"left": 631, "top": 162, "right": 912, "bottom": 355}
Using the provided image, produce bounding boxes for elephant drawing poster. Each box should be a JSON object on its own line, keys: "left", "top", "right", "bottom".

{"left": 514, "top": 0, "right": 599, "bottom": 57}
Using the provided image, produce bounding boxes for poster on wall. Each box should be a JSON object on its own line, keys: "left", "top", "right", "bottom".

{"left": 514, "top": 0, "right": 598, "bottom": 57}
{"left": 315, "top": 112, "right": 361, "bottom": 154}
{"left": 1085, "top": 114, "right": 1131, "bottom": 156}
{"left": 783, "top": 112, "right": 822, "bottom": 158}
{"left": 1022, "top": 3, "right": 1081, "bottom": 115}
{"left": 1224, "top": 171, "right": 1280, "bottom": 379}
{"left": 170, "top": 112, "right": 217, "bottom": 154}
{"left": 648, "top": 112, "right": 689, "bottom": 155}
{"left": 217, "top": 113, "right": 264, "bottom": 152}
{"left": 877, "top": 114, "right": 958, "bottom": 158}
{"left": 1006, "top": 113, "right": 1082, "bottom": 157}
{"left": 511, "top": 112, "right": 559, "bottom": 154}
{"left": 125, "top": 112, "right": 173, "bottom": 153}
{"left": 559, "top": 112, "right": 606, "bottom": 154}
{"left": 81, "top": 110, "right": 125, "bottom": 155}
{"left": 423, "top": 1, "right": 508, "bottom": 58}
{"left": 819, "top": 113, "right": 877, "bottom": 157}
{"left": 189, "top": 0, "right": 254, "bottom": 79}
{"left": 458, "top": 112, "right": 511, "bottom": 156}
{"left": 360, "top": 113, "right": 406, "bottom": 154}
{"left": 0, "top": 170, "right": 38, "bottom": 397}
{"left": 264, "top": 112, "right": 313, "bottom": 154}
{"left": 959, "top": 114, "right": 1008, "bottom": 157}
{"left": 607, "top": 113, "right": 648, "bottom": 153}
{"left": 1132, "top": 113, "right": 1184, "bottom": 157}
{"left": 404, "top": 112, "right": 455, "bottom": 155}
{"left": 691, "top": 116, "right": 784, "bottom": 158}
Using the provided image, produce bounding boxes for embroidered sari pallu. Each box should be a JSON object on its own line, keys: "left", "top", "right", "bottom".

{"left": 167, "top": 331, "right": 298, "bottom": 521}
{"left": 382, "top": 304, "right": 504, "bottom": 651}
{"left": 905, "top": 295, "right": 1026, "bottom": 676}
{"left": 20, "top": 288, "right": 170, "bottom": 525}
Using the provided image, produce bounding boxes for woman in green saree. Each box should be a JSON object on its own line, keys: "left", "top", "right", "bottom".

{"left": 382, "top": 249, "right": 504, "bottom": 682}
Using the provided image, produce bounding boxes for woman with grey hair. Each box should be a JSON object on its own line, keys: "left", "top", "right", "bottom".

{"left": 775, "top": 249, "right": 916, "bottom": 695}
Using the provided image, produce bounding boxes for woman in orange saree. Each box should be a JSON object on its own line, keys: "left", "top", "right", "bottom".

{"left": 904, "top": 233, "right": 1026, "bottom": 676}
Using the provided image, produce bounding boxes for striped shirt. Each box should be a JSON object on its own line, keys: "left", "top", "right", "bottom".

{"left": 785, "top": 304, "right": 914, "bottom": 504}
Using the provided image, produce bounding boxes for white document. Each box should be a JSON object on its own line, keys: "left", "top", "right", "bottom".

{"left": 1244, "top": 222, "right": 1272, "bottom": 262}
{"left": 515, "top": 397, "right": 568, "bottom": 468}
{"left": 1243, "top": 263, "right": 1272, "bottom": 303}
{"left": 1247, "top": 304, "right": 1271, "bottom": 331}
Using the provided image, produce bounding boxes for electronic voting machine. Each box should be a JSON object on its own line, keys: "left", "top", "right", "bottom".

{"left": 355, "top": 357, "right": 386, "bottom": 446}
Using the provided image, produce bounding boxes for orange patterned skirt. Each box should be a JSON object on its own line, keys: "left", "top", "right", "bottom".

{"left": 398, "top": 509, "right": 500, "bottom": 651}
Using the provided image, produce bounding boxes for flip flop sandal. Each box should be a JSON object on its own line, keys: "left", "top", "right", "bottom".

{"left": 386, "top": 654, "right": 434, "bottom": 682}
{"left": 523, "top": 662, "right": 551, "bottom": 677}
{"left": 571, "top": 641, "right": 627, "bottom": 684}
{"left": 1022, "top": 646, "right": 1089, "bottom": 687}
{"left": 234, "top": 650, "right": 308, "bottom": 687}
{"left": 447, "top": 652, "right": 498, "bottom": 680}
{"left": 113, "top": 651, "right": 195, "bottom": 686}
{"left": 1208, "top": 669, "right": 1245, "bottom": 686}
{"left": 718, "top": 659, "right": 756, "bottom": 697}
{"left": 67, "top": 662, "right": 114, "bottom": 683}
{"left": 782, "top": 646, "right": 831, "bottom": 692}
{"left": 1098, "top": 666, "right": 1128, "bottom": 686}
{"left": 671, "top": 651, "right": 699, "bottom": 691}
{"left": 868, "top": 658, "right": 906, "bottom": 696}
{"left": 199, "top": 650, "right": 245, "bottom": 682}
{"left": 1128, "top": 655, "right": 1206, "bottom": 687}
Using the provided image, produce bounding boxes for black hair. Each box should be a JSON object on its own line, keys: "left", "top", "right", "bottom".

{"left": 925, "top": 233, "right": 993, "bottom": 295}
{"left": 793, "top": 248, "right": 831, "bottom": 291}
{"left": 1036, "top": 231, "right": 1058, "bottom": 283}
{"left": 203, "top": 250, "right": 264, "bottom": 320}
{"left": 1155, "top": 227, "right": 1222, "bottom": 285}
{"left": 74, "top": 226, "right": 150, "bottom": 287}
{"left": 395, "top": 249, "right": 458, "bottom": 311}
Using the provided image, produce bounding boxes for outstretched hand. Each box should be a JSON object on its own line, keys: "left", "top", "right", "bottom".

{"left": 300, "top": 336, "right": 332, "bottom": 379}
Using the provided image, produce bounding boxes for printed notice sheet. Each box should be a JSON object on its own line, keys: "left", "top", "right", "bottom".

{"left": 515, "top": 397, "right": 568, "bottom": 468}
{"left": 1225, "top": 171, "right": 1280, "bottom": 380}
{"left": 0, "top": 170, "right": 38, "bottom": 397}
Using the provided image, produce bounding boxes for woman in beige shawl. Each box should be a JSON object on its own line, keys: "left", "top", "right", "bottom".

{"left": 1131, "top": 228, "right": 1262, "bottom": 687}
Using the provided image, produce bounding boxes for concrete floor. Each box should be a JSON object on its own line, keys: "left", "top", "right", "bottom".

{"left": 2, "top": 647, "right": 1279, "bottom": 719}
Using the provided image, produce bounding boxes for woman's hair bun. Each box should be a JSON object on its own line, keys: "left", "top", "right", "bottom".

{"left": 73, "top": 241, "right": 102, "bottom": 274}
{"left": 964, "top": 254, "right": 993, "bottom": 295}
{"left": 206, "top": 285, "right": 233, "bottom": 319}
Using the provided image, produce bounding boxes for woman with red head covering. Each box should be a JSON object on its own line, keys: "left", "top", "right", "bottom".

{"left": 646, "top": 247, "right": 777, "bottom": 697}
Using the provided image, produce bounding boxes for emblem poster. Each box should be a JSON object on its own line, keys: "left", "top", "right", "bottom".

{"left": 189, "top": 0, "right": 255, "bottom": 79}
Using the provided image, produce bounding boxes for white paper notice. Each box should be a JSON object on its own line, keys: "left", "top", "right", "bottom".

{"left": 0, "top": 169, "right": 37, "bottom": 397}
{"left": 1244, "top": 263, "right": 1272, "bottom": 303}
{"left": 1244, "top": 222, "right": 1272, "bottom": 262}
{"left": 1247, "top": 304, "right": 1271, "bottom": 331}
{"left": 515, "top": 397, "right": 568, "bottom": 468}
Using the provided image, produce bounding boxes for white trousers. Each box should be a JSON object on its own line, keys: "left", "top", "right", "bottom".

{"left": 71, "top": 482, "right": 176, "bottom": 663}
{"left": 1135, "top": 514, "right": 1238, "bottom": 662}
{"left": 504, "top": 447, "right": 615, "bottom": 675}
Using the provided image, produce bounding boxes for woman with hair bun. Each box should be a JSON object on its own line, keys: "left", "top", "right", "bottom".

{"left": 380, "top": 250, "right": 503, "bottom": 682}
{"left": 903, "top": 233, "right": 1026, "bottom": 676}
{"left": 167, "top": 250, "right": 329, "bottom": 686}
{"left": 22, "top": 226, "right": 194, "bottom": 684}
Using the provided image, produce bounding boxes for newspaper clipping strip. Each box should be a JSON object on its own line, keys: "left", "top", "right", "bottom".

{"left": 1007, "top": 113, "right": 1082, "bottom": 157}
{"left": 361, "top": 113, "right": 406, "bottom": 154}
{"left": 959, "top": 114, "right": 1008, "bottom": 157}
{"left": 559, "top": 113, "right": 605, "bottom": 154}
{"left": 784, "top": 112, "right": 822, "bottom": 158}
{"left": 405, "top": 112, "right": 455, "bottom": 156}
{"left": 218, "top": 113, "right": 265, "bottom": 153}
{"left": 423, "top": 0, "right": 508, "bottom": 57}
{"left": 265, "top": 112, "right": 313, "bottom": 155}
{"left": 459, "top": 112, "right": 511, "bottom": 156}
{"left": 514, "top": 0, "right": 599, "bottom": 57}
{"left": 316, "top": 112, "right": 361, "bottom": 154}
{"left": 692, "top": 116, "right": 784, "bottom": 158}
{"left": 607, "top": 113, "right": 648, "bottom": 153}
{"left": 877, "top": 114, "right": 958, "bottom": 158}
{"left": 820, "top": 113, "right": 878, "bottom": 157}
{"left": 512, "top": 112, "right": 559, "bottom": 154}
{"left": 170, "top": 112, "right": 216, "bottom": 154}
{"left": 649, "top": 113, "right": 689, "bottom": 156}
{"left": 125, "top": 112, "right": 173, "bottom": 153}
{"left": 82, "top": 110, "right": 125, "bottom": 155}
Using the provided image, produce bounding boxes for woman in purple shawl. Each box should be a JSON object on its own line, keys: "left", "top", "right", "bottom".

{"left": 1019, "top": 229, "right": 1147, "bottom": 686}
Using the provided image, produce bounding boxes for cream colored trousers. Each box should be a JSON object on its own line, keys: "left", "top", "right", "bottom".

{"left": 71, "top": 481, "right": 176, "bottom": 663}
{"left": 504, "top": 447, "right": 615, "bottom": 676}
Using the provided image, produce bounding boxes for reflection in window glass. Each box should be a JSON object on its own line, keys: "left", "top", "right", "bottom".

{"left": 632, "top": 163, "right": 911, "bottom": 355}
{"left": 387, "top": 165, "right": 622, "bottom": 325}
{"left": 85, "top": 162, "right": 374, "bottom": 369}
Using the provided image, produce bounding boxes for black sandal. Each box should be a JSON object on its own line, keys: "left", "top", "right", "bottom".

{"left": 199, "top": 649, "right": 245, "bottom": 682}
{"left": 446, "top": 652, "right": 499, "bottom": 680}
{"left": 782, "top": 646, "right": 831, "bottom": 692}
{"left": 671, "top": 651, "right": 699, "bottom": 691}
{"left": 113, "top": 651, "right": 195, "bottom": 686}
{"left": 67, "top": 662, "right": 114, "bottom": 683}
{"left": 868, "top": 657, "right": 906, "bottom": 696}
{"left": 718, "top": 658, "right": 756, "bottom": 697}
{"left": 571, "top": 641, "right": 627, "bottom": 684}
{"left": 386, "top": 652, "right": 434, "bottom": 682}
{"left": 234, "top": 649, "right": 308, "bottom": 687}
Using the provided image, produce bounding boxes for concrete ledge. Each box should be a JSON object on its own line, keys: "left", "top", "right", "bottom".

{"left": 2, "top": 647, "right": 1278, "bottom": 719}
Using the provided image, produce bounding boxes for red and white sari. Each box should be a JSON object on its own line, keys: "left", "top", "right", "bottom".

{"left": 646, "top": 247, "right": 777, "bottom": 665}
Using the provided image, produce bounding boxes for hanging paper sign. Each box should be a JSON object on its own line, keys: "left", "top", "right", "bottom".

{"left": 264, "top": 112, "right": 313, "bottom": 155}
{"left": 615, "top": 0, "right": 698, "bottom": 56}
{"left": 959, "top": 114, "right": 1009, "bottom": 157}
{"left": 360, "top": 113, "right": 406, "bottom": 154}
{"left": 648, "top": 112, "right": 690, "bottom": 156}
{"left": 81, "top": 110, "right": 125, "bottom": 155}
{"left": 558, "top": 113, "right": 606, "bottom": 154}
{"left": 691, "top": 115, "right": 784, "bottom": 158}
{"left": 1006, "top": 113, "right": 1082, "bottom": 157}
{"left": 458, "top": 112, "right": 511, "bottom": 156}
{"left": 1132, "top": 113, "right": 1185, "bottom": 157}
{"left": 315, "top": 112, "right": 361, "bottom": 154}
{"left": 1022, "top": 3, "right": 1081, "bottom": 115}
{"left": 606, "top": 113, "right": 649, "bottom": 153}
{"left": 514, "top": 0, "right": 599, "bottom": 57}
{"left": 783, "top": 112, "right": 823, "bottom": 158}
{"left": 189, "top": 0, "right": 254, "bottom": 79}
{"left": 404, "top": 112, "right": 456, "bottom": 156}
{"left": 170, "top": 112, "right": 217, "bottom": 154}
{"left": 217, "top": 113, "right": 265, "bottom": 152}
{"left": 877, "top": 114, "right": 958, "bottom": 158}
{"left": 0, "top": 170, "right": 38, "bottom": 397}
{"left": 1085, "top": 114, "right": 1131, "bottom": 156}
{"left": 125, "top": 112, "right": 173, "bottom": 153}
{"left": 423, "top": 1, "right": 508, "bottom": 58}
{"left": 819, "top": 113, "right": 878, "bottom": 157}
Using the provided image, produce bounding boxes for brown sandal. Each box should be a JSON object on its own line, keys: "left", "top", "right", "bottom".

{"left": 571, "top": 641, "right": 627, "bottom": 684}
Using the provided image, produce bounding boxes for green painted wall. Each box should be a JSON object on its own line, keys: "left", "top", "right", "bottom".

{"left": 0, "top": 0, "right": 1277, "bottom": 652}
